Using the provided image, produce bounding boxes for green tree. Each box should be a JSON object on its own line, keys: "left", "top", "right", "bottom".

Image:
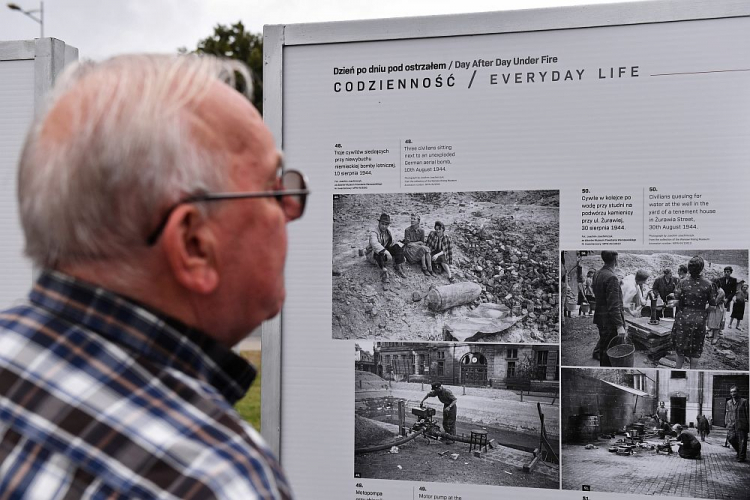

{"left": 183, "top": 22, "right": 263, "bottom": 113}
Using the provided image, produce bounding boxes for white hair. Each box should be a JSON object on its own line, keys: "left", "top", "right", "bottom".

{"left": 18, "top": 53, "right": 253, "bottom": 268}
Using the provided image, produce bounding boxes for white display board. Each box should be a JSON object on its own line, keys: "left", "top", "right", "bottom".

{"left": 0, "top": 39, "right": 78, "bottom": 309}
{"left": 264, "top": 2, "right": 750, "bottom": 498}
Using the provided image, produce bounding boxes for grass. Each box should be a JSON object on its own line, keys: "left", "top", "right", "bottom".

{"left": 234, "top": 349, "right": 262, "bottom": 431}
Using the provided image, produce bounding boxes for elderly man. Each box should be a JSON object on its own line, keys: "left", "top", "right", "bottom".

{"left": 0, "top": 55, "right": 303, "bottom": 498}
{"left": 592, "top": 251, "right": 627, "bottom": 366}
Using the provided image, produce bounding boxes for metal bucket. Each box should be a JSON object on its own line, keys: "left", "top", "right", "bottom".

{"left": 607, "top": 336, "right": 635, "bottom": 367}
{"left": 580, "top": 303, "right": 590, "bottom": 314}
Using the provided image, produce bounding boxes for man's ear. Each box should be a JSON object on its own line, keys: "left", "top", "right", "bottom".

{"left": 160, "top": 205, "right": 219, "bottom": 294}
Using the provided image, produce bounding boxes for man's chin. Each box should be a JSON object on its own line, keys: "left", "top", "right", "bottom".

{"left": 263, "top": 289, "right": 286, "bottom": 321}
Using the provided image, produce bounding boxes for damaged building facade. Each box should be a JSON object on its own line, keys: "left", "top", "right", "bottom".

{"left": 355, "top": 344, "right": 376, "bottom": 373}
{"left": 374, "top": 342, "right": 558, "bottom": 388}
{"left": 562, "top": 369, "right": 749, "bottom": 443}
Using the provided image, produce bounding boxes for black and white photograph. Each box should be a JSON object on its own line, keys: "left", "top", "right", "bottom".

{"left": 332, "top": 191, "right": 559, "bottom": 343}
{"left": 354, "top": 342, "right": 559, "bottom": 488}
{"left": 561, "top": 368, "right": 749, "bottom": 498}
{"left": 561, "top": 250, "right": 749, "bottom": 371}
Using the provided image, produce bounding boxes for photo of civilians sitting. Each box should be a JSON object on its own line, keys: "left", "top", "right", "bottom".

{"left": 333, "top": 191, "right": 560, "bottom": 342}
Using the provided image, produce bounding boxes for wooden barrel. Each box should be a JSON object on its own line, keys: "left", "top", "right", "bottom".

{"left": 426, "top": 282, "right": 482, "bottom": 311}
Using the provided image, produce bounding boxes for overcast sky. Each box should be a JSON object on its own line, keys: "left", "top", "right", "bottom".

{"left": 0, "top": 0, "right": 648, "bottom": 60}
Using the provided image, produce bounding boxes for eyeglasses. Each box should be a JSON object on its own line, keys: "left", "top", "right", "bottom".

{"left": 146, "top": 169, "right": 309, "bottom": 245}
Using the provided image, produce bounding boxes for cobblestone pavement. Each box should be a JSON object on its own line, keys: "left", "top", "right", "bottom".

{"left": 562, "top": 429, "right": 749, "bottom": 498}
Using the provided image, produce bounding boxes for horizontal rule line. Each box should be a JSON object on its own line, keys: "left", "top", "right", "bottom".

{"left": 650, "top": 68, "right": 750, "bottom": 77}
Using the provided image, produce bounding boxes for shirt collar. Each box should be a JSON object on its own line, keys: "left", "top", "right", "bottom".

{"left": 29, "top": 270, "right": 256, "bottom": 405}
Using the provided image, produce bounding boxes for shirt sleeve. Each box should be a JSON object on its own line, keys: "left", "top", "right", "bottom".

{"left": 426, "top": 231, "right": 437, "bottom": 250}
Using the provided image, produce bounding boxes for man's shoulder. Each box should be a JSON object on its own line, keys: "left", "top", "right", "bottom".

{"left": 594, "top": 267, "right": 617, "bottom": 282}
{"left": 0, "top": 309, "right": 289, "bottom": 498}
{"left": 0, "top": 301, "right": 67, "bottom": 352}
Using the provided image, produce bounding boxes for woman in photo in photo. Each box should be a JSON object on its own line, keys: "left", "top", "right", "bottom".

{"left": 728, "top": 282, "right": 748, "bottom": 331}
{"left": 669, "top": 256, "right": 715, "bottom": 369}
{"left": 403, "top": 213, "right": 434, "bottom": 276}
{"left": 706, "top": 278, "right": 726, "bottom": 345}
{"left": 427, "top": 221, "right": 454, "bottom": 283}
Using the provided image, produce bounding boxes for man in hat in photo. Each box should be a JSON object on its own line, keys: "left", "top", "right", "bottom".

{"left": 420, "top": 382, "right": 458, "bottom": 444}
{"left": 726, "top": 385, "right": 749, "bottom": 462}
{"left": 366, "top": 212, "right": 407, "bottom": 282}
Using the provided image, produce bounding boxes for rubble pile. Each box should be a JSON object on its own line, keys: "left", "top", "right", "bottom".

{"left": 452, "top": 216, "right": 559, "bottom": 336}
{"left": 470, "top": 190, "right": 559, "bottom": 207}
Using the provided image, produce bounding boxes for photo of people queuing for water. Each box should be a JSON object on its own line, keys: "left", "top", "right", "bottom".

{"left": 561, "top": 250, "right": 749, "bottom": 371}
{"left": 561, "top": 368, "right": 748, "bottom": 498}
{"left": 332, "top": 191, "right": 559, "bottom": 343}
{"left": 354, "top": 342, "right": 559, "bottom": 488}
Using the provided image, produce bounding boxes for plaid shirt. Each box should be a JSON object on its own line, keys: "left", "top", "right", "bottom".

{"left": 426, "top": 230, "right": 453, "bottom": 265}
{"left": 0, "top": 271, "right": 293, "bottom": 499}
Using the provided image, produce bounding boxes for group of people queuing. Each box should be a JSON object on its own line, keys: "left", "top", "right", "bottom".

{"left": 583, "top": 251, "right": 747, "bottom": 369}
{"left": 366, "top": 212, "right": 454, "bottom": 284}
{"left": 562, "top": 255, "right": 595, "bottom": 318}
{"left": 652, "top": 386, "right": 748, "bottom": 463}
